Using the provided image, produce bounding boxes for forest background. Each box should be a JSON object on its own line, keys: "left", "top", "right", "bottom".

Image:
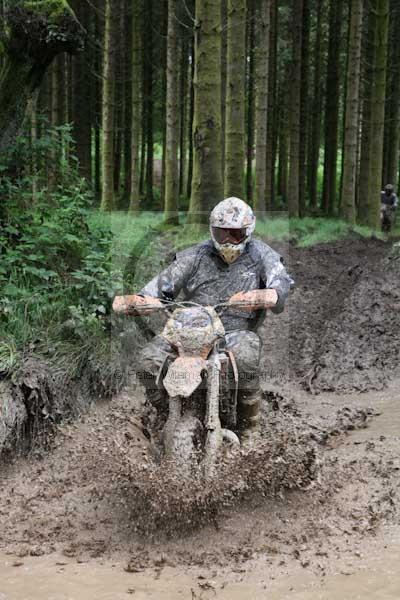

{"left": 0, "top": 0, "right": 399, "bottom": 402}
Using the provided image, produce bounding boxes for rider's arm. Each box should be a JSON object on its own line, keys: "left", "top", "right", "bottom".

{"left": 260, "top": 248, "right": 294, "bottom": 314}
{"left": 140, "top": 248, "right": 197, "bottom": 301}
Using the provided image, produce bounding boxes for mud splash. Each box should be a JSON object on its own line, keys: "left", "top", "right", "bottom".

{"left": 79, "top": 390, "right": 374, "bottom": 538}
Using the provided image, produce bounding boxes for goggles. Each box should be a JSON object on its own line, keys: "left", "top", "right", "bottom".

{"left": 212, "top": 227, "right": 248, "bottom": 245}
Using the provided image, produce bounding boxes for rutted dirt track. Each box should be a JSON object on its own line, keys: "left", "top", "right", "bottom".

{"left": 1, "top": 238, "right": 400, "bottom": 599}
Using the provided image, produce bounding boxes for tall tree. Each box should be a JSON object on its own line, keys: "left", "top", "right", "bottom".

{"left": 164, "top": 0, "right": 179, "bottom": 224}
{"left": 144, "top": 0, "right": 154, "bottom": 205}
{"left": 340, "top": 0, "right": 363, "bottom": 223}
{"left": 308, "top": 0, "right": 324, "bottom": 211}
{"left": 224, "top": 0, "right": 246, "bottom": 198}
{"left": 364, "top": 0, "right": 389, "bottom": 227}
{"left": 299, "top": 0, "right": 310, "bottom": 215}
{"left": 188, "top": 0, "right": 223, "bottom": 219}
{"left": 265, "top": 0, "right": 278, "bottom": 209}
{"left": 254, "top": 0, "right": 271, "bottom": 215}
{"left": 287, "top": 0, "right": 303, "bottom": 217}
{"left": 321, "top": 0, "right": 344, "bottom": 215}
{"left": 245, "top": 0, "right": 256, "bottom": 203}
{"left": 383, "top": 0, "right": 400, "bottom": 187}
{"left": 72, "top": 1, "right": 92, "bottom": 182}
{"left": 129, "top": 0, "right": 142, "bottom": 211}
{"left": 100, "top": 0, "right": 119, "bottom": 210}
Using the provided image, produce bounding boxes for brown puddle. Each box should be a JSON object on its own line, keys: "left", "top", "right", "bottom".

{"left": 1, "top": 535, "right": 400, "bottom": 600}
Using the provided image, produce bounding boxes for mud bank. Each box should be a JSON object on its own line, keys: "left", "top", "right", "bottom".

{"left": 266, "top": 238, "right": 399, "bottom": 392}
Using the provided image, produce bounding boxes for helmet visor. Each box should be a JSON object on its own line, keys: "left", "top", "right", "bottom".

{"left": 212, "top": 227, "right": 247, "bottom": 245}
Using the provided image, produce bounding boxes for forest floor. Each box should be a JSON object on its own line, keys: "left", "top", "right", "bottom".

{"left": 1, "top": 237, "right": 400, "bottom": 599}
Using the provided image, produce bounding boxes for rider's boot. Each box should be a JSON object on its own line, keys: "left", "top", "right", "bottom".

{"left": 237, "top": 388, "right": 262, "bottom": 450}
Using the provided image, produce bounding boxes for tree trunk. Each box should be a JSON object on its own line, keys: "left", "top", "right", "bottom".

{"left": 100, "top": 0, "right": 119, "bottom": 211}
{"left": 178, "top": 37, "right": 188, "bottom": 197}
{"left": 254, "top": 0, "right": 271, "bottom": 215}
{"left": 287, "top": 0, "right": 303, "bottom": 217}
{"left": 383, "top": 0, "right": 400, "bottom": 187}
{"left": 221, "top": 0, "right": 227, "bottom": 181}
{"left": 265, "top": 0, "right": 277, "bottom": 210}
{"left": 129, "top": 0, "right": 142, "bottom": 212}
{"left": 144, "top": 0, "right": 154, "bottom": 206}
{"left": 308, "top": 0, "right": 324, "bottom": 211}
{"left": 123, "top": 0, "right": 133, "bottom": 203}
{"left": 299, "top": 0, "right": 310, "bottom": 216}
{"left": 224, "top": 0, "right": 246, "bottom": 199}
{"left": 0, "top": 0, "right": 82, "bottom": 151}
{"left": 246, "top": 0, "right": 255, "bottom": 204}
{"left": 340, "top": 0, "right": 363, "bottom": 223}
{"left": 72, "top": 1, "right": 92, "bottom": 182}
{"left": 321, "top": 0, "right": 344, "bottom": 215}
{"left": 186, "top": 35, "right": 195, "bottom": 202}
{"left": 188, "top": 0, "right": 223, "bottom": 220}
{"left": 358, "top": 7, "right": 374, "bottom": 223}
{"left": 364, "top": 0, "right": 389, "bottom": 228}
{"left": 164, "top": 0, "right": 179, "bottom": 225}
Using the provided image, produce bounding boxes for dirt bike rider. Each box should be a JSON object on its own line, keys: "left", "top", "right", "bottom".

{"left": 113, "top": 198, "right": 293, "bottom": 446}
{"left": 381, "top": 184, "right": 398, "bottom": 227}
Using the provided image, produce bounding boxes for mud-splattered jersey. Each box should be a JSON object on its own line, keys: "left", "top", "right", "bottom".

{"left": 140, "top": 238, "right": 293, "bottom": 332}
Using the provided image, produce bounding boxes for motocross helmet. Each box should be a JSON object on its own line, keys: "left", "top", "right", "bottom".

{"left": 385, "top": 184, "right": 394, "bottom": 194}
{"left": 210, "top": 197, "right": 256, "bottom": 264}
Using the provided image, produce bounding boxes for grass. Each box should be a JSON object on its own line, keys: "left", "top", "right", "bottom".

{"left": 94, "top": 211, "right": 388, "bottom": 259}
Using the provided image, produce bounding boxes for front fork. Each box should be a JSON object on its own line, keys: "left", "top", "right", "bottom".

{"left": 204, "top": 350, "right": 240, "bottom": 478}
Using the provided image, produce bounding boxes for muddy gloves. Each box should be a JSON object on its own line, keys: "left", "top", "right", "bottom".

{"left": 112, "top": 294, "right": 163, "bottom": 316}
{"left": 228, "top": 289, "right": 278, "bottom": 312}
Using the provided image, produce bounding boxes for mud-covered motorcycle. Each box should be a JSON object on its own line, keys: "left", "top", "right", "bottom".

{"left": 115, "top": 297, "right": 257, "bottom": 479}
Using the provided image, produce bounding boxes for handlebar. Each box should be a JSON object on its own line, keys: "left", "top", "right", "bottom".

{"left": 113, "top": 296, "right": 260, "bottom": 317}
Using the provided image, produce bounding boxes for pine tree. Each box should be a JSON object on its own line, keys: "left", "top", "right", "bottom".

{"left": 364, "top": 0, "right": 389, "bottom": 228}
{"left": 254, "top": 0, "right": 271, "bottom": 215}
{"left": 287, "top": 0, "right": 303, "bottom": 216}
{"left": 322, "top": 0, "right": 344, "bottom": 215}
{"left": 188, "top": 0, "right": 223, "bottom": 219}
{"left": 164, "top": 0, "right": 179, "bottom": 224}
{"left": 341, "top": 0, "right": 363, "bottom": 223}
{"left": 100, "top": 0, "right": 119, "bottom": 210}
{"left": 224, "top": 0, "right": 246, "bottom": 199}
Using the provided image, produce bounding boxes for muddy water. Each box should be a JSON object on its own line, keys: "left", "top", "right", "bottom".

{"left": 1, "top": 383, "right": 400, "bottom": 600}
{"left": 1, "top": 541, "right": 400, "bottom": 600}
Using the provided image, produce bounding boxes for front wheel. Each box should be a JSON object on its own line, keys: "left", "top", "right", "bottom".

{"left": 164, "top": 414, "right": 203, "bottom": 479}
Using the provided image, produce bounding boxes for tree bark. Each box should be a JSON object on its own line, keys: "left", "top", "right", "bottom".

{"left": 129, "top": 0, "right": 142, "bottom": 211}
{"left": 245, "top": 0, "right": 255, "bottom": 204}
{"left": 299, "top": 0, "right": 310, "bottom": 216}
{"left": 224, "top": 0, "right": 246, "bottom": 199}
{"left": 308, "top": 0, "right": 324, "bottom": 211}
{"left": 144, "top": 0, "right": 154, "bottom": 206}
{"left": 100, "top": 0, "right": 119, "bottom": 210}
{"left": 265, "top": 0, "right": 277, "bottom": 210}
{"left": 72, "top": 1, "right": 91, "bottom": 182}
{"left": 287, "top": 0, "right": 303, "bottom": 217}
{"left": 340, "top": 0, "right": 363, "bottom": 223}
{"left": 254, "top": 0, "right": 271, "bottom": 215}
{"left": 364, "top": 0, "right": 389, "bottom": 228}
{"left": 164, "top": 0, "right": 179, "bottom": 225}
{"left": 188, "top": 0, "right": 223, "bottom": 220}
{"left": 383, "top": 0, "right": 400, "bottom": 187}
{"left": 321, "top": 0, "right": 344, "bottom": 215}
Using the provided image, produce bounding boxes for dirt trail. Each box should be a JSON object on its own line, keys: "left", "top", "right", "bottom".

{"left": 0, "top": 380, "right": 399, "bottom": 599}
{"left": 1, "top": 238, "right": 400, "bottom": 598}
